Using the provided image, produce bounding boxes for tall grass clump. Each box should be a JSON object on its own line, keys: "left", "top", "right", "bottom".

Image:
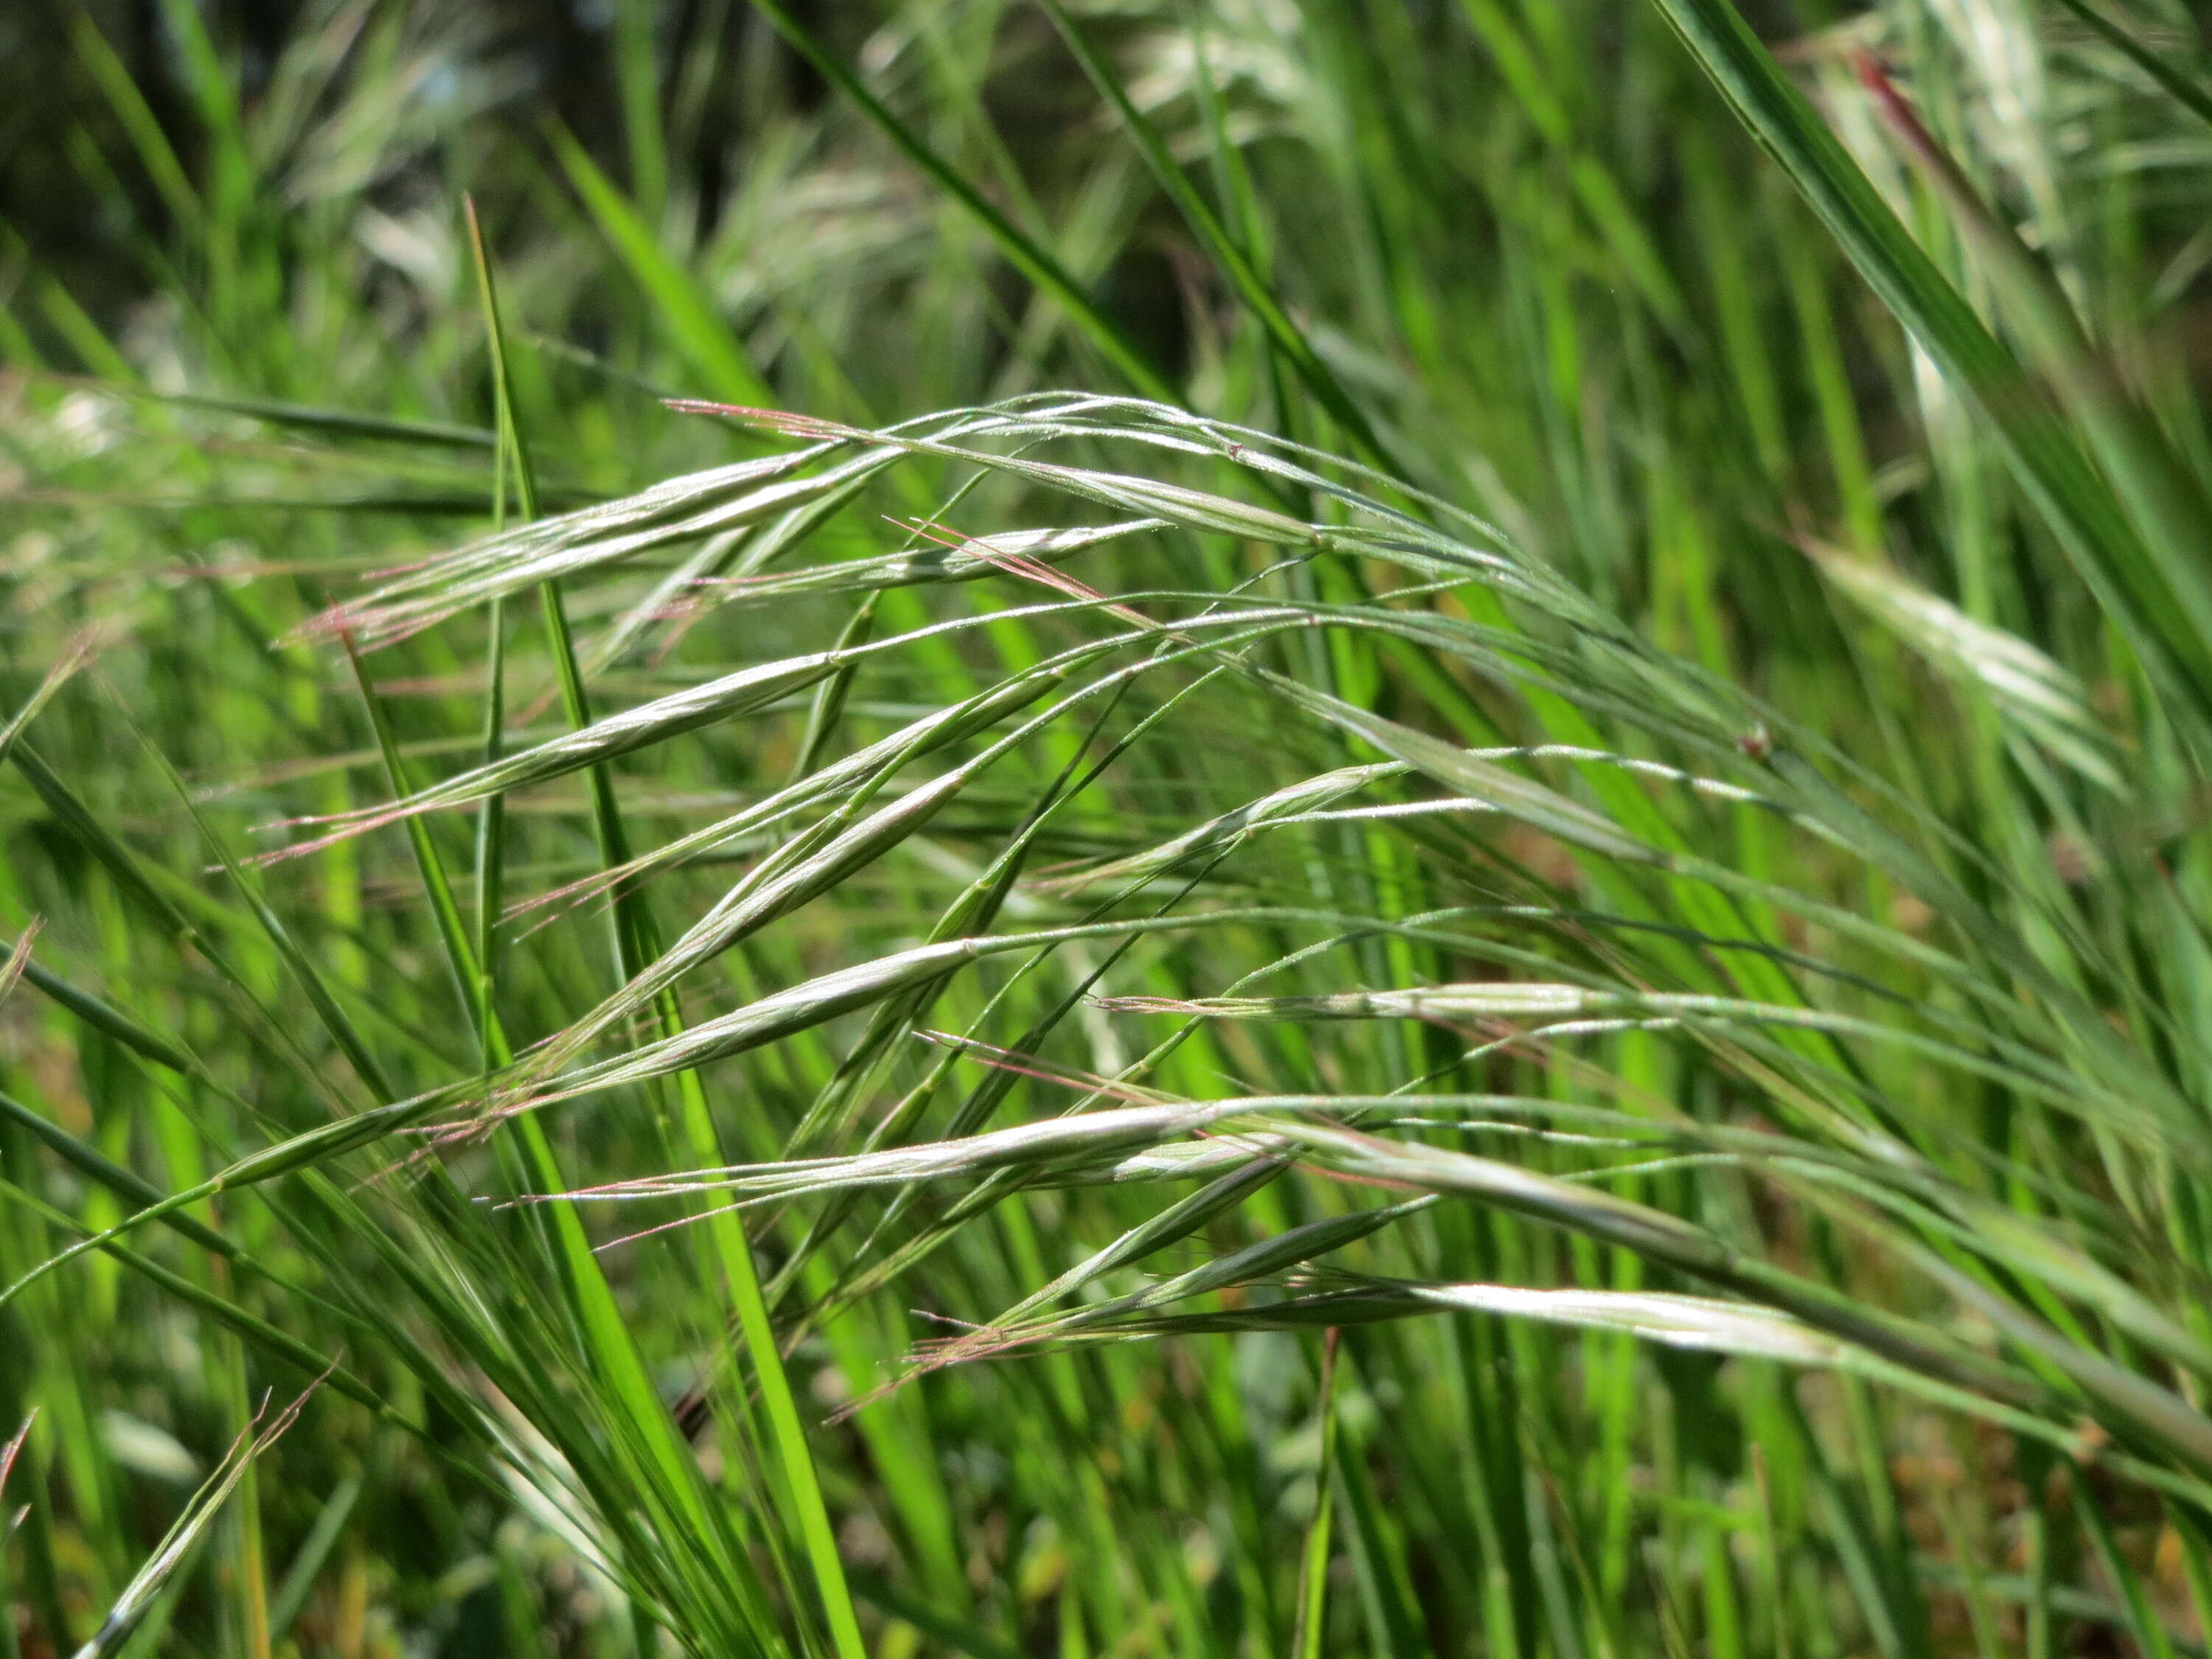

{"left": 8, "top": 0, "right": 2212, "bottom": 1655}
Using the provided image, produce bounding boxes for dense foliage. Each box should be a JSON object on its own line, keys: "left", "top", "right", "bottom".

{"left": 9, "top": 2, "right": 2212, "bottom": 1656}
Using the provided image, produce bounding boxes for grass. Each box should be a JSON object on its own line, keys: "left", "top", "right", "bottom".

{"left": 7, "top": 0, "right": 2212, "bottom": 1655}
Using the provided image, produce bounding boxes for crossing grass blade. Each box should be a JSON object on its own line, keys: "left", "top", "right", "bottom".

{"left": 1647, "top": 0, "right": 2212, "bottom": 727}
{"left": 66, "top": 1378, "right": 317, "bottom": 1659}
